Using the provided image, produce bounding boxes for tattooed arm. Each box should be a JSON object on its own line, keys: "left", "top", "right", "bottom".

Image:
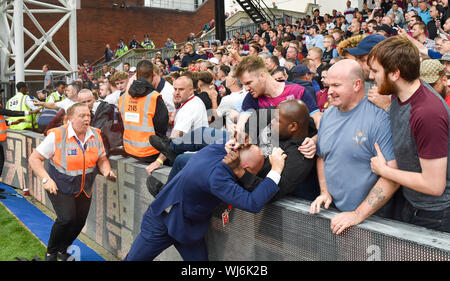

{"left": 330, "top": 159, "right": 399, "bottom": 235}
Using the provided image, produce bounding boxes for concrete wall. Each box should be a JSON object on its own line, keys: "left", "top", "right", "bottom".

{"left": 2, "top": 130, "right": 450, "bottom": 261}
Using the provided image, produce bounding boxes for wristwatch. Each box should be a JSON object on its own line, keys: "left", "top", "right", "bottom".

{"left": 42, "top": 177, "right": 49, "bottom": 184}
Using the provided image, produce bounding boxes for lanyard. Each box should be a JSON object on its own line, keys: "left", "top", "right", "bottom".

{"left": 173, "top": 95, "right": 195, "bottom": 125}
{"left": 177, "top": 94, "right": 195, "bottom": 110}
{"left": 74, "top": 137, "right": 86, "bottom": 153}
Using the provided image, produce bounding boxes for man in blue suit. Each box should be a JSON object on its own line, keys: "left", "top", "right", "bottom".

{"left": 124, "top": 143, "right": 287, "bottom": 261}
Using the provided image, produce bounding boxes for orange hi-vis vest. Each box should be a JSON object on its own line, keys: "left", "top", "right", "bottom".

{"left": 118, "top": 90, "right": 161, "bottom": 158}
{"left": 47, "top": 124, "right": 105, "bottom": 198}
{"left": 0, "top": 105, "right": 8, "bottom": 142}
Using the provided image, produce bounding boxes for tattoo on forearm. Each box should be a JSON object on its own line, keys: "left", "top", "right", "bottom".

{"left": 367, "top": 186, "right": 386, "bottom": 208}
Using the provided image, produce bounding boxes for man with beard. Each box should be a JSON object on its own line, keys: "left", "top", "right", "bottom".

{"left": 310, "top": 59, "right": 399, "bottom": 235}
{"left": 368, "top": 36, "right": 450, "bottom": 233}
{"left": 345, "top": 34, "right": 391, "bottom": 110}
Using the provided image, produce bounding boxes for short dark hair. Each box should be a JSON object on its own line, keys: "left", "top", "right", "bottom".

{"left": 16, "top": 82, "right": 26, "bottom": 91}
{"left": 55, "top": 81, "right": 66, "bottom": 88}
{"left": 136, "top": 59, "right": 154, "bottom": 79}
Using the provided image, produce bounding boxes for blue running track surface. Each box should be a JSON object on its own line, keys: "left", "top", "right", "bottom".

{"left": 0, "top": 182, "right": 105, "bottom": 261}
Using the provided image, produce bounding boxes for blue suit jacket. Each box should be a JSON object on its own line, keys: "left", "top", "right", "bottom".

{"left": 149, "top": 144, "right": 279, "bottom": 244}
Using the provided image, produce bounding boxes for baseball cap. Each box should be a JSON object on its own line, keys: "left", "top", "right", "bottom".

{"left": 420, "top": 59, "right": 445, "bottom": 84}
{"left": 291, "top": 65, "right": 315, "bottom": 77}
{"left": 346, "top": 34, "right": 387, "bottom": 57}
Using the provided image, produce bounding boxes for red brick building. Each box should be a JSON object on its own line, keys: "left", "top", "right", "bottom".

{"left": 24, "top": 0, "right": 215, "bottom": 71}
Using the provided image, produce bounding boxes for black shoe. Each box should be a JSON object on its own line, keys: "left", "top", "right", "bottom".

{"left": 0, "top": 195, "right": 5, "bottom": 200}
{"left": 57, "top": 251, "right": 75, "bottom": 261}
{"left": 150, "top": 135, "right": 177, "bottom": 164}
{"left": 146, "top": 175, "right": 164, "bottom": 198}
{"left": 0, "top": 188, "right": 5, "bottom": 193}
{"left": 45, "top": 252, "right": 57, "bottom": 261}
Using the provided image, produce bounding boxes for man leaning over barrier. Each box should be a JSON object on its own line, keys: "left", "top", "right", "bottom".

{"left": 310, "top": 59, "right": 400, "bottom": 235}
{"left": 124, "top": 138, "right": 287, "bottom": 261}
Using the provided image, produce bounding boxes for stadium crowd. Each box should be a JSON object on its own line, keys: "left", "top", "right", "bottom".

{"left": 4, "top": 0, "right": 450, "bottom": 260}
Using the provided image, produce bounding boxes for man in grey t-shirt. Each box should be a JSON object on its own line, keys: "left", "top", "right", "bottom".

{"left": 310, "top": 59, "right": 399, "bottom": 235}
{"left": 43, "top": 64, "right": 53, "bottom": 89}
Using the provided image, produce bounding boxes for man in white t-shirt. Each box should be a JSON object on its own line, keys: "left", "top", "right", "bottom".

{"left": 152, "top": 66, "right": 175, "bottom": 114}
{"left": 34, "top": 82, "right": 79, "bottom": 111}
{"left": 145, "top": 75, "right": 207, "bottom": 175}
{"left": 104, "top": 72, "right": 128, "bottom": 107}
{"left": 215, "top": 73, "right": 247, "bottom": 131}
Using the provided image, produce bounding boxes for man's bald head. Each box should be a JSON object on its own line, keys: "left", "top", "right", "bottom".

{"left": 272, "top": 99, "right": 310, "bottom": 141}
{"left": 327, "top": 59, "right": 365, "bottom": 112}
{"left": 239, "top": 144, "right": 265, "bottom": 175}
{"left": 329, "top": 59, "right": 365, "bottom": 83}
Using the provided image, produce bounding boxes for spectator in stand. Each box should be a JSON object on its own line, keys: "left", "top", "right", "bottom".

{"left": 344, "top": 0, "right": 356, "bottom": 24}
{"left": 306, "top": 25, "right": 325, "bottom": 51}
{"left": 310, "top": 59, "right": 399, "bottom": 235}
{"left": 411, "top": 22, "right": 437, "bottom": 50}
{"left": 43, "top": 64, "right": 53, "bottom": 89}
{"left": 440, "top": 52, "right": 450, "bottom": 75}
{"left": 387, "top": 2, "right": 406, "bottom": 27}
{"left": 271, "top": 66, "right": 289, "bottom": 82}
{"left": 313, "top": 9, "right": 325, "bottom": 25}
{"left": 316, "top": 63, "right": 331, "bottom": 112}
{"left": 152, "top": 65, "right": 176, "bottom": 116}
{"left": 104, "top": 71, "right": 128, "bottom": 107}
{"left": 374, "top": 24, "right": 395, "bottom": 37}
{"left": 368, "top": 36, "right": 450, "bottom": 233}
{"left": 98, "top": 83, "right": 111, "bottom": 100}
{"left": 322, "top": 35, "right": 339, "bottom": 63}
{"left": 418, "top": 0, "right": 432, "bottom": 24}
{"left": 181, "top": 42, "right": 202, "bottom": 68}
{"left": 165, "top": 38, "right": 176, "bottom": 49}
{"left": 408, "top": 0, "right": 421, "bottom": 14}
{"left": 420, "top": 59, "right": 450, "bottom": 106}
{"left": 290, "top": 65, "right": 318, "bottom": 104}
{"left": 286, "top": 46, "right": 300, "bottom": 65}
{"left": 427, "top": 5, "right": 440, "bottom": 40}
{"left": 273, "top": 45, "right": 286, "bottom": 67}
{"left": 104, "top": 44, "right": 114, "bottom": 62}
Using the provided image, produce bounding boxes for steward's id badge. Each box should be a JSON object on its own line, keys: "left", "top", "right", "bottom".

{"left": 222, "top": 205, "right": 232, "bottom": 227}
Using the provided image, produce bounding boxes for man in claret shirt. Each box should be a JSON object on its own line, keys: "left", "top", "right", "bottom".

{"left": 369, "top": 36, "right": 450, "bottom": 233}
{"left": 234, "top": 55, "right": 321, "bottom": 159}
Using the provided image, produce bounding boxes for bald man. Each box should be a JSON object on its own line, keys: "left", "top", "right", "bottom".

{"left": 125, "top": 142, "right": 287, "bottom": 261}
{"left": 310, "top": 59, "right": 399, "bottom": 234}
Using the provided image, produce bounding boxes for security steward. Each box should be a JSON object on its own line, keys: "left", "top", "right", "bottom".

{"left": 29, "top": 103, "right": 116, "bottom": 261}
{"left": 6, "top": 82, "right": 40, "bottom": 130}
{"left": 118, "top": 59, "right": 168, "bottom": 163}
{"left": 0, "top": 101, "right": 38, "bottom": 198}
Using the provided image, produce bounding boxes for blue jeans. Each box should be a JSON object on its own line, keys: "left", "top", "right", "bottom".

{"left": 167, "top": 153, "right": 195, "bottom": 182}
{"left": 170, "top": 127, "right": 231, "bottom": 154}
{"left": 124, "top": 208, "right": 208, "bottom": 261}
{"left": 400, "top": 199, "right": 450, "bottom": 233}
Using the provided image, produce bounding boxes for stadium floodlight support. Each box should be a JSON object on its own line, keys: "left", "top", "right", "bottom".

{"left": 0, "top": 0, "right": 78, "bottom": 84}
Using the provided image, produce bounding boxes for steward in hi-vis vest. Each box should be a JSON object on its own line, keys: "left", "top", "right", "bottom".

{"left": 117, "top": 60, "right": 169, "bottom": 163}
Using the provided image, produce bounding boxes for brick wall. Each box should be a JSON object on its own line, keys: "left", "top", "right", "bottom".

{"left": 22, "top": 0, "right": 214, "bottom": 74}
